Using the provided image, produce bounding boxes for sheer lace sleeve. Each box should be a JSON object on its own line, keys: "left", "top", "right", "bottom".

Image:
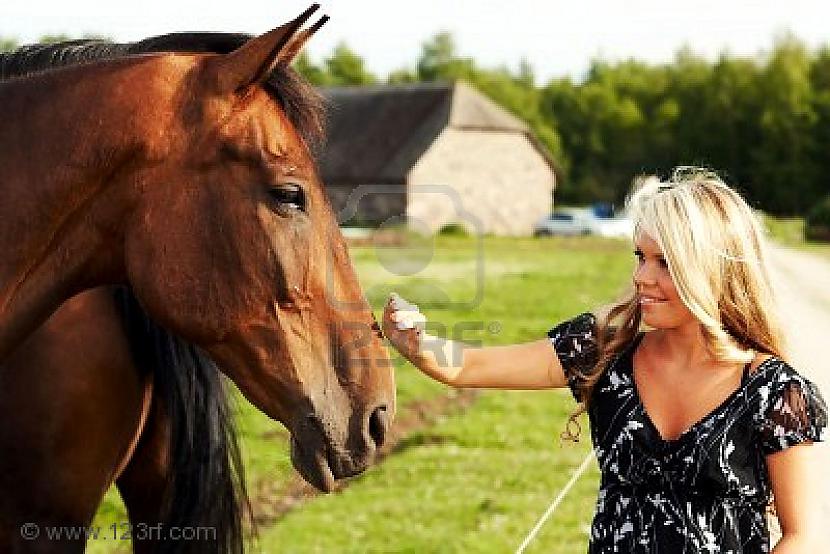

{"left": 546, "top": 312, "right": 600, "bottom": 402}
{"left": 758, "top": 372, "right": 828, "bottom": 455}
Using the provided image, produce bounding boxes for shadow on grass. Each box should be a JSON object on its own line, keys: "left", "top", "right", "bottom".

{"left": 391, "top": 432, "right": 458, "bottom": 454}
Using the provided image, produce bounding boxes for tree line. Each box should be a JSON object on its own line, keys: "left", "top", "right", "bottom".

{"left": 295, "top": 33, "right": 830, "bottom": 216}
{"left": 4, "top": 32, "right": 829, "bottom": 215}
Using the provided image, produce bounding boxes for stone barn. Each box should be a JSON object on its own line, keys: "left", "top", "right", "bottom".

{"left": 319, "top": 81, "right": 556, "bottom": 236}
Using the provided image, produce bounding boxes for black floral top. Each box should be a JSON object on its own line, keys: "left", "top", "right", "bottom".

{"left": 548, "top": 312, "right": 828, "bottom": 553}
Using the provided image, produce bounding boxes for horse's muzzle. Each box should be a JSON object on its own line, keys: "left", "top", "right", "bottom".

{"left": 289, "top": 404, "right": 390, "bottom": 492}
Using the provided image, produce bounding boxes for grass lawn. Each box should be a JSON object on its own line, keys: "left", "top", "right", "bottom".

{"left": 88, "top": 234, "right": 634, "bottom": 553}
{"left": 254, "top": 235, "right": 633, "bottom": 553}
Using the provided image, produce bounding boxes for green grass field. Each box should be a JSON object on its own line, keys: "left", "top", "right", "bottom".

{"left": 253, "top": 235, "right": 634, "bottom": 553}
{"left": 69, "top": 213, "right": 830, "bottom": 552}
{"left": 87, "top": 234, "right": 635, "bottom": 553}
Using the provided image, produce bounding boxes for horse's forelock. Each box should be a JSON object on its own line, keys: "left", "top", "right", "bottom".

{"left": 266, "top": 66, "right": 327, "bottom": 154}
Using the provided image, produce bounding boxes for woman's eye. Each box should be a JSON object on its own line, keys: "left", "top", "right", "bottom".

{"left": 268, "top": 184, "right": 306, "bottom": 213}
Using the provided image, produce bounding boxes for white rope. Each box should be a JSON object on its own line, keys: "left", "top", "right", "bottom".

{"left": 515, "top": 450, "right": 595, "bottom": 554}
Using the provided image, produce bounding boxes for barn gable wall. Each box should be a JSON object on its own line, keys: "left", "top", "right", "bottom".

{"left": 407, "top": 129, "right": 555, "bottom": 236}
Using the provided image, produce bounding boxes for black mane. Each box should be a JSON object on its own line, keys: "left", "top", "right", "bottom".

{"left": 0, "top": 32, "right": 325, "bottom": 150}
{"left": 114, "top": 286, "right": 250, "bottom": 554}
{"left": 0, "top": 33, "right": 250, "bottom": 78}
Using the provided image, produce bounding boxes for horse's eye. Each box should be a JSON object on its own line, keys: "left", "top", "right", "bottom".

{"left": 268, "top": 184, "right": 306, "bottom": 213}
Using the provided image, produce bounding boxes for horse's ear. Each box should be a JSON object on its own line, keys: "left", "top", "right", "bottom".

{"left": 275, "top": 15, "right": 329, "bottom": 67}
{"left": 210, "top": 4, "right": 326, "bottom": 94}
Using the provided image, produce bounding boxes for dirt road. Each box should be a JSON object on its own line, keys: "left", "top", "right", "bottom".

{"left": 766, "top": 244, "right": 830, "bottom": 532}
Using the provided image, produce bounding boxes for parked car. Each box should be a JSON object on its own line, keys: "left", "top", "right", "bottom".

{"left": 533, "top": 209, "right": 591, "bottom": 236}
{"left": 590, "top": 202, "right": 615, "bottom": 219}
{"left": 534, "top": 208, "right": 633, "bottom": 239}
{"left": 586, "top": 215, "right": 633, "bottom": 239}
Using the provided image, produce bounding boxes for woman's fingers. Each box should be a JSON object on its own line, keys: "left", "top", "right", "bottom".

{"left": 389, "top": 292, "right": 419, "bottom": 312}
{"left": 382, "top": 297, "right": 407, "bottom": 337}
{"left": 389, "top": 292, "right": 407, "bottom": 311}
{"left": 382, "top": 293, "right": 427, "bottom": 361}
{"left": 386, "top": 293, "right": 425, "bottom": 331}
{"left": 395, "top": 311, "right": 426, "bottom": 331}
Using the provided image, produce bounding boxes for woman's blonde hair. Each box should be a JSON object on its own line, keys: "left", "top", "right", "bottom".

{"left": 563, "top": 167, "right": 787, "bottom": 441}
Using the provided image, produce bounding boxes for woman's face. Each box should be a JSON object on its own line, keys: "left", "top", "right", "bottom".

{"left": 632, "top": 233, "right": 696, "bottom": 329}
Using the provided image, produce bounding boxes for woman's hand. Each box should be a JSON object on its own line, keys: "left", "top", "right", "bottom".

{"left": 381, "top": 292, "right": 567, "bottom": 390}
{"left": 382, "top": 293, "right": 427, "bottom": 362}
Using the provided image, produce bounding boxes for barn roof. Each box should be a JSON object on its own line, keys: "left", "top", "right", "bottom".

{"left": 319, "top": 80, "right": 555, "bottom": 184}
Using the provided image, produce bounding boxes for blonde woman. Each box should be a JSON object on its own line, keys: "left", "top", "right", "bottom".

{"left": 382, "top": 169, "right": 826, "bottom": 553}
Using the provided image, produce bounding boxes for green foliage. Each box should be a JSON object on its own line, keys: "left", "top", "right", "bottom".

{"left": 762, "top": 213, "right": 830, "bottom": 258}
{"left": 807, "top": 196, "right": 830, "bottom": 226}
{"left": 294, "top": 43, "right": 378, "bottom": 87}
{"left": 324, "top": 42, "right": 377, "bottom": 86}
{"left": 540, "top": 37, "right": 830, "bottom": 215}
{"left": 293, "top": 51, "right": 329, "bottom": 86}
{"left": 417, "top": 32, "right": 477, "bottom": 82}
{"left": 760, "top": 213, "right": 805, "bottom": 246}
{"left": 438, "top": 222, "right": 470, "bottom": 236}
{"left": 0, "top": 36, "right": 18, "bottom": 52}
{"left": 386, "top": 67, "right": 418, "bottom": 84}
{"left": 806, "top": 196, "right": 830, "bottom": 241}
{"left": 750, "top": 35, "right": 818, "bottom": 214}
{"left": 37, "top": 33, "right": 72, "bottom": 44}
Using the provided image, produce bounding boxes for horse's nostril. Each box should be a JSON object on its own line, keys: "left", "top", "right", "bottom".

{"left": 368, "top": 405, "right": 389, "bottom": 449}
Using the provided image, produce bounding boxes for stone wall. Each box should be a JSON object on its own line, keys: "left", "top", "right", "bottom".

{"left": 406, "top": 129, "right": 555, "bottom": 235}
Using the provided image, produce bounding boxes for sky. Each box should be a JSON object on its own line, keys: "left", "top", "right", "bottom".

{"left": 3, "top": 1, "right": 830, "bottom": 83}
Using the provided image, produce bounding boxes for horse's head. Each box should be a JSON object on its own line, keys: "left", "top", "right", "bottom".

{"left": 122, "top": 6, "right": 394, "bottom": 491}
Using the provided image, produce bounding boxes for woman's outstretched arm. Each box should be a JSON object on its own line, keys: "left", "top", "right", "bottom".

{"left": 768, "top": 443, "right": 822, "bottom": 553}
{"left": 381, "top": 294, "right": 568, "bottom": 390}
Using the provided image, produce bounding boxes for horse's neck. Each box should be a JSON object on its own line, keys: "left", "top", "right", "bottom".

{"left": 0, "top": 73, "right": 136, "bottom": 361}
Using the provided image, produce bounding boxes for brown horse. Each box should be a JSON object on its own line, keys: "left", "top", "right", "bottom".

{"left": 0, "top": 6, "right": 394, "bottom": 553}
